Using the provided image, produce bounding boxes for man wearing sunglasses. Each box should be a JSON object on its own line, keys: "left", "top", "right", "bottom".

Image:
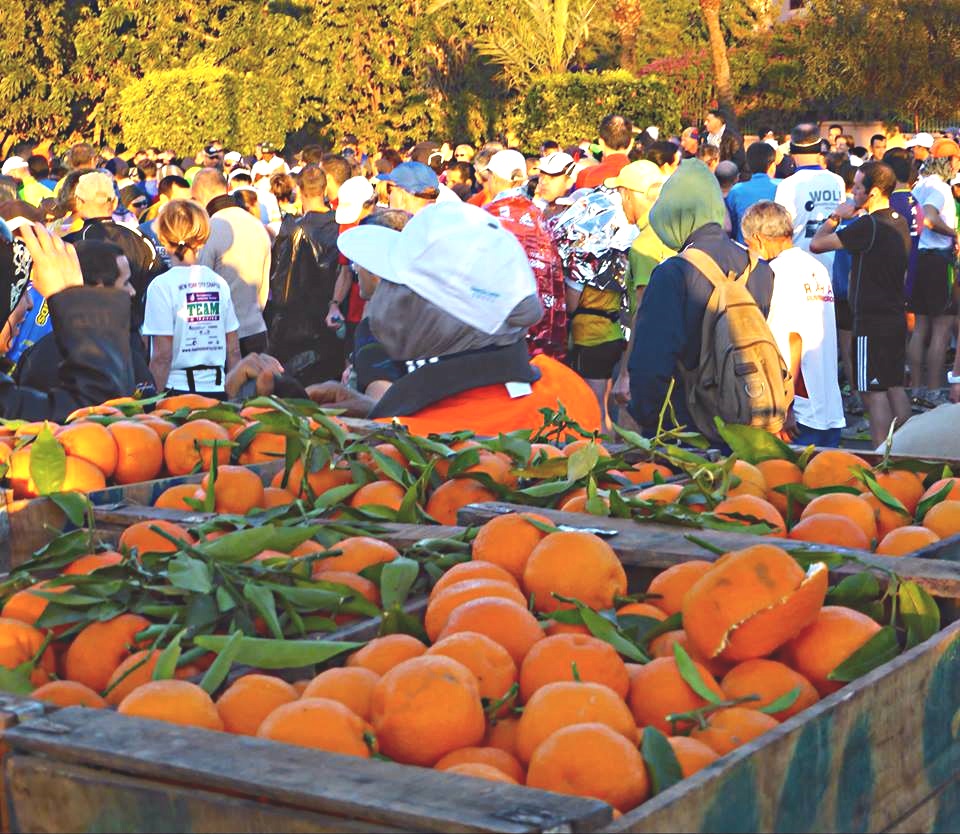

{"left": 534, "top": 151, "right": 576, "bottom": 221}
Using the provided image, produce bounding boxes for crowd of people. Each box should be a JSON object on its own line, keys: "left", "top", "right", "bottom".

{"left": 0, "top": 112, "right": 958, "bottom": 448}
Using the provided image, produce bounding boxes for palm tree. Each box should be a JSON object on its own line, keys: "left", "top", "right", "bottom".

{"left": 699, "top": 0, "right": 734, "bottom": 112}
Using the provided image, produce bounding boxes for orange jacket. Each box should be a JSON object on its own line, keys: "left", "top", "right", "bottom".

{"left": 379, "top": 355, "right": 601, "bottom": 436}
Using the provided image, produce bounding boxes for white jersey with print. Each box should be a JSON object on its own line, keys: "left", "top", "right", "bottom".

{"left": 767, "top": 247, "right": 845, "bottom": 431}
{"left": 913, "top": 175, "right": 957, "bottom": 250}
{"left": 775, "top": 168, "right": 846, "bottom": 273}
{"left": 142, "top": 265, "right": 240, "bottom": 392}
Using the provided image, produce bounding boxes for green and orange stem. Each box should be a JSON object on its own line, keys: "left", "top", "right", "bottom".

{"left": 666, "top": 694, "right": 761, "bottom": 733}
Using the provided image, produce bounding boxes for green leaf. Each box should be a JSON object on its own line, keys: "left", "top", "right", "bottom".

{"left": 916, "top": 481, "right": 955, "bottom": 522}
{"left": 152, "top": 629, "right": 186, "bottom": 681}
{"left": 714, "top": 418, "right": 797, "bottom": 464}
{"left": 216, "top": 586, "right": 237, "bottom": 613}
{"left": 758, "top": 686, "right": 802, "bottom": 715}
{"left": 199, "top": 630, "right": 245, "bottom": 694}
{"left": 673, "top": 641, "right": 722, "bottom": 703}
{"left": 611, "top": 423, "right": 652, "bottom": 452}
{"left": 827, "top": 573, "right": 881, "bottom": 606}
{"left": 313, "top": 483, "right": 363, "bottom": 511}
{"left": 827, "top": 626, "right": 900, "bottom": 682}
{"left": 518, "top": 479, "right": 575, "bottom": 498}
{"left": 0, "top": 662, "right": 37, "bottom": 695}
{"left": 567, "top": 601, "right": 648, "bottom": 662}
{"left": 29, "top": 426, "right": 66, "bottom": 495}
{"left": 266, "top": 584, "right": 380, "bottom": 618}
{"left": 243, "top": 582, "right": 283, "bottom": 639}
{"left": 512, "top": 457, "right": 571, "bottom": 480}
{"left": 197, "top": 525, "right": 324, "bottom": 563}
{"left": 193, "top": 635, "right": 363, "bottom": 669}
{"left": 898, "top": 581, "right": 940, "bottom": 650}
{"left": 641, "top": 726, "right": 683, "bottom": 795}
{"left": 857, "top": 470, "right": 908, "bottom": 515}
{"left": 567, "top": 444, "right": 600, "bottom": 481}
{"left": 49, "top": 492, "right": 91, "bottom": 528}
{"left": 370, "top": 448, "right": 407, "bottom": 485}
{"left": 167, "top": 555, "right": 213, "bottom": 594}
{"left": 380, "top": 557, "right": 419, "bottom": 609}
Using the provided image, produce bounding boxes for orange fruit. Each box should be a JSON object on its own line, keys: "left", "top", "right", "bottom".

{"left": 876, "top": 526, "right": 940, "bottom": 556}
{"left": 358, "top": 442, "right": 409, "bottom": 475}
{"left": 104, "top": 650, "right": 166, "bottom": 706}
{"left": 628, "top": 461, "right": 674, "bottom": 483}
{"left": 313, "top": 536, "right": 398, "bottom": 573}
{"left": 433, "top": 440, "right": 482, "bottom": 479}
{"left": 563, "top": 439, "right": 610, "bottom": 458}
{"left": 2, "top": 581, "right": 70, "bottom": 627}
{"left": 58, "top": 456, "right": 108, "bottom": 494}
{"left": 522, "top": 531, "right": 627, "bottom": 614}
{"left": 466, "top": 452, "right": 518, "bottom": 489}
{"left": 134, "top": 416, "right": 176, "bottom": 440}
{"left": 437, "top": 597, "right": 544, "bottom": 666}
{"left": 788, "top": 514, "right": 870, "bottom": 550}
{"left": 484, "top": 716, "right": 520, "bottom": 757}
{"left": 690, "top": 706, "right": 780, "bottom": 755}
{"left": 636, "top": 483, "right": 683, "bottom": 505}
{"left": 238, "top": 430, "right": 287, "bottom": 465}
{"left": 443, "top": 762, "right": 518, "bottom": 783}
{"left": 922, "top": 501, "right": 960, "bottom": 540}
{"left": 727, "top": 460, "right": 767, "bottom": 499}
{"left": 56, "top": 421, "right": 118, "bottom": 478}
{"left": 721, "top": 658, "right": 819, "bottom": 720}
{"left": 346, "top": 634, "right": 427, "bottom": 676}
{"left": 921, "top": 477, "right": 960, "bottom": 504}
{"left": 864, "top": 493, "right": 911, "bottom": 540}
{"left": 0, "top": 618, "right": 56, "bottom": 685}
{"left": 156, "top": 393, "right": 221, "bottom": 411}
{"left": 155, "top": 484, "right": 201, "bottom": 510}
{"left": 559, "top": 494, "right": 609, "bottom": 513}
{"left": 756, "top": 459, "right": 803, "bottom": 516}
{"left": 872, "top": 470, "right": 924, "bottom": 515}
{"left": 646, "top": 560, "right": 712, "bottom": 616}
{"left": 262, "top": 486, "right": 296, "bottom": 508}
{"left": 163, "top": 419, "right": 230, "bottom": 475}
{"left": 430, "top": 560, "right": 520, "bottom": 600}
{"left": 471, "top": 513, "right": 553, "bottom": 580}
{"left": 65, "top": 405, "right": 121, "bottom": 422}
{"left": 118, "top": 680, "right": 224, "bottom": 730}
{"left": 64, "top": 613, "right": 151, "bottom": 693}
{"left": 311, "top": 571, "right": 381, "bottom": 607}
{"left": 628, "top": 656, "right": 724, "bottom": 734}
{"left": 528, "top": 442, "right": 564, "bottom": 462}
{"left": 107, "top": 421, "right": 164, "bottom": 484}
{"left": 527, "top": 723, "right": 650, "bottom": 813}
{"left": 647, "top": 630, "right": 730, "bottom": 679}
{"left": 64, "top": 551, "right": 123, "bottom": 575}
{"left": 199, "top": 465, "right": 266, "bottom": 514}
{"left": 216, "top": 674, "right": 300, "bottom": 735}
{"left": 257, "top": 697, "right": 374, "bottom": 756}
{"left": 434, "top": 747, "right": 525, "bottom": 783}
{"left": 427, "top": 632, "right": 517, "bottom": 712}
{"left": 516, "top": 681, "right": 638, "bottom": 764}
{"left": 519, "top": 633, "right": 630, "bottom": 702}
{"left": 31, "top": 680, "right": 106, "bottom": 709}
{"left": 349, "top": 480, "right": 406, "bottom": 511}
{"left": 119, "top": 520, "right": 193, "bottom": 556}
{"left": 682, "top": 545, "right": 828, "bottom": 662}
{"left": 801, "top": 493, "right": 877, "bottom": 544}
{"left": 425, "top": 479, "right": 497, "bottom": 526}
{"left": 545, "top": 621, "right": 592, "bottom": 637}
{"left": 801, "top": 450, "right": 869, "bottom": 490}
{"left": 371, "top": 655, "right": 485, "bottom": 766}
{"left": 668, "top": 736, "right": 720, "bottom": 778}
{"left": 713, "top": 495, "right": 785, "bottom": 537}
{"left": 7, "top": 446, "right": 38, "bottom": 498}
{"left": 616, "top": 601, "right": 668, "bottom": 621}
{"left": 780, "top": 606, "right": 882, "bottom": 696}
{"left": 302, "top": 667, "right": 380, "bottom": 721}
{"left": 424, "top": 579, "right": 527, "bottom": 641}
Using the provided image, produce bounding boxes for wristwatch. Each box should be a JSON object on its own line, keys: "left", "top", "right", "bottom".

{"left": 947, "top": 371, "right": 960, "bottom": 385}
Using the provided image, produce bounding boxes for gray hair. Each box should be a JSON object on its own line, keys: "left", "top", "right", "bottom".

{"left": 920, "top": 156, "right": 955, "bottom": 181}
{"left": 741, "top": 200, "right": 794, "bottom": 241}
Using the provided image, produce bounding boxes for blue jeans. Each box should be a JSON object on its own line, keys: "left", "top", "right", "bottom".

{"left": 793, "top": 423, "right": 842, "bottom": 447}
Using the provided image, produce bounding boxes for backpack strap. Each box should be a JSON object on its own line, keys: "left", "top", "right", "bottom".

{"left": 681, "top": 247, "right": 757, "bottom": 287}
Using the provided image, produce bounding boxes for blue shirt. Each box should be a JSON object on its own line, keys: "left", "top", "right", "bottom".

{"left": 726, "top": 174, "right": 780, "bottom": 243}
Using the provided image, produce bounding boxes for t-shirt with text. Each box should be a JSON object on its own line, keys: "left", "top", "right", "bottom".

{"left": 142, "top": 265, "right": 239, "bottom": 392}
{"left": 775, "top": 167, "right": 846, "bottom": 274}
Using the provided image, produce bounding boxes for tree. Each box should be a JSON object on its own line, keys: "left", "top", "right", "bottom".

{"left": 699, "top": 0, "right": 734, "bottom": 112}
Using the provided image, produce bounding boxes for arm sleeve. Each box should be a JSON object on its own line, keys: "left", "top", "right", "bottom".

{"left": 627, "top": 259, "right": 688, "bottom": 434}
{"left": 0, "top": 288, "right": 134, "bottom": 422}
{"left": 222, "top": 286, "right": 240, "bottom": 333}
{"left": 836, "top": 216, "right": 874, "bottom": 252}
{"left": 141, "top": 281, "right": 174, "bottom": 336}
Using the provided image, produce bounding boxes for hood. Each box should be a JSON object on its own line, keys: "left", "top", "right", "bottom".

{"left": 649, "top": 159, "right": 727, "bottom": 250}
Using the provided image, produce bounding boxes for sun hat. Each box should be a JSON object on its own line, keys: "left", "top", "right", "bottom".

{"left": 335, "top": 176, "right": 376, "bottom": 224}
{"left": 378, "top": 162, "right": 439, "bottom": 195}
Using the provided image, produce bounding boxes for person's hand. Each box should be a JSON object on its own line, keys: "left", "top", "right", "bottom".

{"left": 305, "top": 382, "right": 375, "bottom": 417}
{"left": 832, "top": 200, "right": 858, "bottom": 221}
{"left": 950, "top": 383, "right": 960, "bottom": 404}
{"left": 17, "top": 223, "right": 83, "bottom": 298}
{"left": 340, "top": 362, "right": 354, "bottom": 385}
{"left": 612, "top": 371, "right": 630, "bottom": 406}
{"left": 224, "top": 353, "right": 284, "bottom": 399}
{"left": 777, "top": 405, "right": 798, "bottom": 442}
{"left": 325, "top": 304, "right": 343, "bottom": 330}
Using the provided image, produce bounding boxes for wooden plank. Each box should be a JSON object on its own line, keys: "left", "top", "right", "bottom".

{"left": 1, "top": 710, "right": 612, "bottom": 834}
{"left": 883, "top": 775, "right": 960, "bottom": 833}
{"left": 457, "top": 503, "right": 960, "bottom": 599}
{"left": 4, "top": 754, "right": 403, "bottom": 834}
{"left": 604, "top": 618, "right": 960, "bottom": 833}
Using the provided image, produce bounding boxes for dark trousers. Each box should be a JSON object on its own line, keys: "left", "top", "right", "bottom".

{"left": 239, "top": 331, "right": 269, "bottom": 357}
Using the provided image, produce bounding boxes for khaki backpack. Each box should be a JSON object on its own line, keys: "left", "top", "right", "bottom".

{"left": 678, "top": 248, "right": 793, "bottom": 441}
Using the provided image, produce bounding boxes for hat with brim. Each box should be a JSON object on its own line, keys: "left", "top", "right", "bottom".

{"left": 1, "top": 157, "right": 28, "bottom": 176}
{"left": 378, "top": 162, "right": 439, "bottom": 195}
{"left": 604, "top": 160, "right": 666, "bottom": 194}
{"left": 931, "top": 139, "right": 960, "bottom": 159}
{"left": 335, "top": 176, "right": 376, "bottom": 224}
{"left": 906, "top": 132, "right": 935, "bottom": 149}
{"left": 539, "top": 152, "right": 576, "bottom": 176}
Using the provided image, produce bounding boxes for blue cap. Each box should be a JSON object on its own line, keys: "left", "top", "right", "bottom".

{"left": 379, "top": 162, "right": 439, "bottom": 195}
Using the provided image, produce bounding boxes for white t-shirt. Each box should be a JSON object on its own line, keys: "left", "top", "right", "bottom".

{"left": 767, "top": 247, "right": 845, "bottom": 431}
{"left": 912, "top": 175, "right": 957, "bottom": 250}
{"left": 142, "top": 265, "right": 239, "bottom": 392}
{"left": 775, "top": 167, "right": 846, "bottom": 273}
{"left": 251, "top": 156, "right": 289, "bottom": 181}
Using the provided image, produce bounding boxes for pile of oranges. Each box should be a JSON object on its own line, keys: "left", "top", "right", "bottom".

{"left": 16, "top": 512, "right": 891, "bottom": 816}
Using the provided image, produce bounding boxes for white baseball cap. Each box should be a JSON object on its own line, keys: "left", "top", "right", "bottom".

{"left": 1, "top": 157, "right": 28, "bottom": 176}
{"left": 539, "top": 151, "right": 576, "bottom": 176}
{"left": 486, "top": 149, "right": 527, "bottom": 182}
{"left": 335, "top": 176, "right": 376, "bottom": 224}
{"left": 906, "top": 132, "right": 935, "bottom": 149}
{"left": 224, "top": 151, "right": 243, "bottom": 165}
{"left": 337, "top": 201, "right": 536, "bottom": 334}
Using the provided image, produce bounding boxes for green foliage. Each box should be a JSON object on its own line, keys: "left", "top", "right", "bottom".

{"left": 119, "top": 65, "right": 293, "bottom": 153}
{"left": 518, "top": 70, "right": 681, "bottom": 147}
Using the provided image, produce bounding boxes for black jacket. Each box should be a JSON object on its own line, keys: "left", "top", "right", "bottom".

{"left": 266, "top": 211, "right": 343, "bottom": 382}
{"left": 627, "top": 223, "right": 774, "bottom": 435}
{"left": 703, "top": 129, "right": 746, "bottom": 170}
{"left": 65, "top": 219, "right": 163, "bottom": 301}
{"left": 0, "top": 287, "right": 135, "bottom": 421}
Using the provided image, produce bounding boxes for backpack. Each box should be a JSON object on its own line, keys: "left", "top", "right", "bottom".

{"left": 678, "top": 248, "right": 793, "bottom": 441}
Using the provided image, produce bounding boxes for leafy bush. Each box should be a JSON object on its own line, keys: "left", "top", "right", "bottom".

{"left": 517, "top": 70, "right": 682, "bottom": 148}
{"left": 119, "top": 65, "right": 294, "bottom": 153}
